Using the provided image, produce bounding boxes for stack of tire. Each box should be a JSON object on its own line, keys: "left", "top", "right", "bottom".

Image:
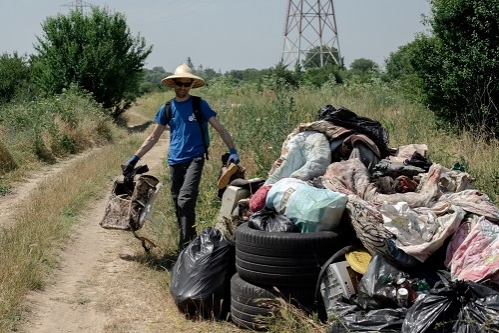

{"left": 230, "top": 222, "right": 355, "bottom": 330}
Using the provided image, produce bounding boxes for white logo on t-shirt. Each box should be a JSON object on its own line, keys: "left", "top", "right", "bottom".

{"left": 188, "top": 113, "right": 197, "bottom": 122}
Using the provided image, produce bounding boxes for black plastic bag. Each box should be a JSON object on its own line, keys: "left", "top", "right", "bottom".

{"left": 316, "top": 105, "right": 392, "bottom": 158}
{"left": 402, "top": 272, "right": 499, "bottom": 333}
{"left": 327, "top": 300, "right": 406, "bottom": 333}
{"left": 247, "top": 207, "right": 300, "bottom": 232}
{"left": 356, "top": 253, "right": 439, "bottom": 311}
{"left": 170, "top": 227, "right": 235, "bottom": 319}
{"left": 357, "top": 253, "right": 409, "bottom": 310}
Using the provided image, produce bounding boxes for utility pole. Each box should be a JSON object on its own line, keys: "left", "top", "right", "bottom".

{"left": 62, "top": 0, "right": 93, "bottom": 13}
{"left": 281, "top": 0, "right": 341, "bottom": 68}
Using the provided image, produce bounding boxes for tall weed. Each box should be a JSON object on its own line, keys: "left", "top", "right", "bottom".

{"left": 2, "top": 79, "right": 496, "bottom": 332}
{"left": 0, "top": 85, "right": 118, "bottom": 185}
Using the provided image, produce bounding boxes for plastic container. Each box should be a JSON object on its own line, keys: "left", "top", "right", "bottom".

{"left": 217, "top": 185, "right": 250, "bottom": 222}
{"left": 320, "top": 261, "right": 358, "bottom": 316}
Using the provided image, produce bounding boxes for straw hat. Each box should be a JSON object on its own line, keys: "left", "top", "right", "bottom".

{"left": 161, "top": 63, "right": 205, "bottom": 88}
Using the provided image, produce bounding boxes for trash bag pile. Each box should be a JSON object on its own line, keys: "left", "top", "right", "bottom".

{"left": 170, "top": 104, "right": 499, "bottom": 331}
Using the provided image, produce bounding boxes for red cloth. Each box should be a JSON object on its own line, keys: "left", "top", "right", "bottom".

{"left": 249, "top": 185, "right": 272, "bottom": 212}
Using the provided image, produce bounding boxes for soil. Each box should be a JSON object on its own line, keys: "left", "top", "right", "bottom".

{"left": 15, "top": 135, "right": 172, "bottom": 333}
{"left": 3, "top": 111, "right": 213, "bottom": 333}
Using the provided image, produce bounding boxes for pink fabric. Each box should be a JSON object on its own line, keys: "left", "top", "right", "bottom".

{"left": 439, "top": 190, "right": 499, "bottom": 222}
{"left": 444, "top": 216, "right": 478, "bottom": 268}
{"left": 249, "top": 185, "right": 272, "bottom": 212}
{"left": 450, "top": 217, "right": 499, "bottom": 282}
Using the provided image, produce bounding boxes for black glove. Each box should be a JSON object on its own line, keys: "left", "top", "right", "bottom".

{"left": 122, "top": 155, "right": 140, "bottom": 175}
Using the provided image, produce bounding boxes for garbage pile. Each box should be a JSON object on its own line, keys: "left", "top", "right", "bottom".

{"left": 171, "top": 104, "right": 499, "bottom": 332}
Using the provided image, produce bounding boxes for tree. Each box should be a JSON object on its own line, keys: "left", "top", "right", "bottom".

{"left": 32, "top": 7, "right": 152, "bottom": 119}
{"left": 225, "top": 68, "right": 268, "bottom": 82}
{"left": 266, "top": 61, "right": 300, "bottom": 88}
{"left": 410, "top": 0, "right": 499, "bottom": 134}
{"left": 384, "top": 43, "right": 424, "bottom": 100}
{"left": 385, "top": 44, "right": 416, "bottom": 82}
{"left": 302, "top": 45, "right": 342, "bottom": 70}
{"left": 345, "top": 58, "right": 381, "bottom": 84}
{"left": 0, "top": 52, "right": 35, "bottom": 104}
{"left": 350, "top": 58, "right": 378, "bottom": 72}
{"left": 201, "top": 68, "right": 219, "bottom": 79}
{"left": 142, "top": 66, "right": 168, "bottom": 92}
{"left": 302, "top": 63, "right": 343, "bottom": 87}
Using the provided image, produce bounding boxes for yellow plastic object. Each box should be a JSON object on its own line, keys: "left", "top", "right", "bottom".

{"left": 345, "top": 248, "right": 372, "bottom": 275}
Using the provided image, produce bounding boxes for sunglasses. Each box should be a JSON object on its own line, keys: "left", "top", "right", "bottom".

{"left": 173, "top": 80, "right": 193, "bottom": 88}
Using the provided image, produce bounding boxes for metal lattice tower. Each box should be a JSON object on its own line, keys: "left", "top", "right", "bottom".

{"left": 62, "top": 0, "right": 93, "bottom": 13}
{"left": 281, "top": 0, "right": 341, "bottom": 68}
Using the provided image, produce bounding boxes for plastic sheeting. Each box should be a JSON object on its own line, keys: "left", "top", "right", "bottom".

{"left": 381, "top": 201, "right": 465, "bottom": 262}
{"left": 265, "top": 130, "right": 331, "bottom": 185}
{"left": 265, "top": 178, "right": 347, "bottom": 232}
{"left": 450, "top": 216, "right": 499, "bottom": 282}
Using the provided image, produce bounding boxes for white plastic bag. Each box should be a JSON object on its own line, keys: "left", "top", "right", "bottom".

{"left": 265, "top": 178, "right": 347, "bottom": 232}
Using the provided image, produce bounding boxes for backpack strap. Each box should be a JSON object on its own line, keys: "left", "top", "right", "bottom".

{"left": 165, "top": 99, "right": 172, "bottom": 124}
{"left": 192, "top": 96, "right": 210, "bottom": 160}
{"left": 164, "top": 96, "right": 209, "bottom": 160}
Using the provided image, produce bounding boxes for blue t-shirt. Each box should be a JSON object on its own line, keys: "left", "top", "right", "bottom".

{"left": 155, "top": 96, "right": 216, "bottom": 165}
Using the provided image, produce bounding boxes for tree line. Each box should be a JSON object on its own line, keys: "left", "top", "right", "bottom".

{"left": 1, "top": 0, "right": 499, "bottom": 135}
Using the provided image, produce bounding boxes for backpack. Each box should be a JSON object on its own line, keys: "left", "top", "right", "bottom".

{"left": 165, "top": 96, "right": 209, "bottom": 160}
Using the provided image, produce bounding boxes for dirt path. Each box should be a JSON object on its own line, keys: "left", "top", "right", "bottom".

{"left": 18, "top": 133, "right": 174, "bottom": 332}
{"left": 0, "top": 150, "right": 96, "bottom": 230}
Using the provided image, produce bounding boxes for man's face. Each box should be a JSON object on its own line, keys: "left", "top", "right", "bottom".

{"left": 173, "top": 79, "right": 193, "bottom": 98}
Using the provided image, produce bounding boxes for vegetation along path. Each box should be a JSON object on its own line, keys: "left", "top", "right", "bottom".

{"left": 18, "top": 136, "right": 169, "bottom": 332}
{"left": 11, "top": 108, "right": 241, "bottom": 333}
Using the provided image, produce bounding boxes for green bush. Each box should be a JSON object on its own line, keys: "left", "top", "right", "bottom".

{"left": 410, "top": 0, "right": 499, "bottom": 135}
{"left": 0, "top": 85, "right": 115, "bottom": 168}
{"left": 0, "top": 52, "right": 36, "bottom": 104}
{"left": 32, "top": 6, "right": 152, "bottom": 119}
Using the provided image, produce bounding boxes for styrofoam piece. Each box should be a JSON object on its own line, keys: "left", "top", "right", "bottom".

{"left": 217, "top": 186, "right": 250, "bottom": 222}
{"left": 320, "top": 261, "right": 357, "bottom": 316}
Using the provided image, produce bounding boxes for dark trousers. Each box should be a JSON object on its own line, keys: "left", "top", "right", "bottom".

{"left": 169, "top": 157, "right": 204, "bottom": 250}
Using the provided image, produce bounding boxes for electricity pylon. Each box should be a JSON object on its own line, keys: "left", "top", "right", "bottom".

{"left": 281, "top": 0, "right": 341, "bottom": 68}
{"left": 62, "top": 0, "right": 93, "bottom": 13}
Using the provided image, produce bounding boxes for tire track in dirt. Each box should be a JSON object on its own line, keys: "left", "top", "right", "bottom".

{"left": 0, "top": 151, "right": 96, "bottom": 230}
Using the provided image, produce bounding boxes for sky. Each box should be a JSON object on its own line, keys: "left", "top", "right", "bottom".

{"left": 1, "top": 0, "right": 431, "bottom": 73}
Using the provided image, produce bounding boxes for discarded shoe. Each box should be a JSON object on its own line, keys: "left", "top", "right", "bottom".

{"left": 217, "top": 163, "right": 238, "bottom": 189}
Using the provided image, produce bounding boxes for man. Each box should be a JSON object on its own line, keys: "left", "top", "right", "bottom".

{"left": 122, "top": 63, "right": 240, "bottom": 250}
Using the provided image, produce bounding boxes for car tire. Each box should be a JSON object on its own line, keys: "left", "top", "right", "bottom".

{"left": 235, "top": 222, "right": 355, "bottom": 288}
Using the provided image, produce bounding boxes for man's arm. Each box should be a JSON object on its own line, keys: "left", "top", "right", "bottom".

{"left": 208, "top": 116, "right": 236, "bottom": 150}
{"left": 134, "top": 124, "right": 166, "bottom": 158}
